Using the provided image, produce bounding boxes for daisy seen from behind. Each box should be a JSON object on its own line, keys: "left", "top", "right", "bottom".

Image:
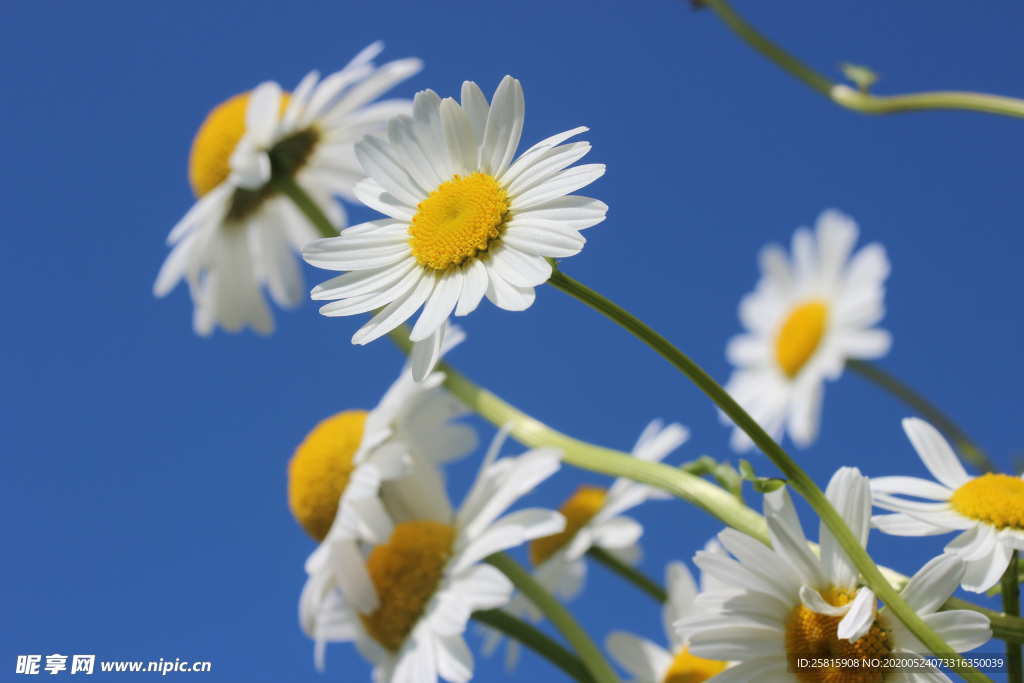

{"left": 155, "top": 43, "right": 422, "bottom": 335}
{"left": 871, "top": 416, "right": 1024, "bottom": 592}
{"left": 723, "top": 210, "right": 891, "bottom": 451}
{"left": 676, "top": 467, "right": 990, "bottom": 682}
{"left": 302, "top": 75, "right": 607, "bottom": 379}
{"left": 606, "top": 553, "right": 728, "bottom": 682}
{"left": 307, "top": 431, "right": 565, "bottom": 682}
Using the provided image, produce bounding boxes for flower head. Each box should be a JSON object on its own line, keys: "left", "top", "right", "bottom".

{"left": 304, "top": 430, "right": 564, "bottom": 681}
{"left": 724, "top": 210, "right": 890, "bottom": 450}
{"left": 677, "top": 467, "right": 990, "bottom": 682}
{"left": 155, "top": 43, "right": 421, "bottom": 335}
{"left": 302, "top": 75, "right": 607, "bottom": 380}
{"left": 872, "top": 417, "right": 1024, "bottom": 592}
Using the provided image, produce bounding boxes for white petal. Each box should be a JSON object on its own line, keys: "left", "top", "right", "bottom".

{"left": 353, "top": 177, "right": 417, "bottom": 221}
{"left": 837, "top": 587, "right": 876, "bottom": 641}
{"left": 246, "top": 81, "right": 283, "bottom": 145}
{"left": 484, "top": 267, "right": 535, "bottom": 312}
{"left": 311, "top": 260, "right": 416, "bottom": 301}
{"left": 459, "top": 81, "right": 488, "bottom": 145}
{"left": 510, "top": 195, "right": 607, "bottom": 231}
{"left": 605, "top": 632, "right": 672, "bottom": 681}
{"left": 352, "top": 272, "right": 432, "bottom": 345}
{"left": 821, "top": 467, "right": 871, "bottom": 589}
{"left": 487, "top": 245, "right": 552, "bottom": 288}
{"left": 871, "top": 513, "right": 951, "bottom": 536}
{"left": 328, "top": 537, "right": 378, "bottom": 613}
{"left": 502, "top": 220, "right": 586, "bottom": 258}
{"left": 870, "top": 476, "right": 952, "bottom": 501}
{"left": 410, "top": 327, "right": 445, "bottom": 383}
{"left": 512, "top": 164, "right": 605, "bottom": 211}
{"left": 452, "top": 509, "right": 564, "bottom": 573}
{"left": 440, "top": 98, "right": 477, "bottom": 175}
{"left": 900, "top": 554, "right": 965, "bottom": 614}
{"left": 455, "top": 260, "right": 488, "bottom": 316}
{"left": 480, "top": 76, "right": 524, "bottom": 176}
{"left": 435, "top": 634, "right": 473, "bottom": 683}
{"left": 922, "top": 610, "right": 992, "bottom": 652}
{"left": 355, "top": 135, "right": 425, "bottom": 206}
{"left": 902, "top": 418, "right": 971, "bottom": 489}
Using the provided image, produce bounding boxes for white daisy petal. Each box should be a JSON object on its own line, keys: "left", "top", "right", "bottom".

{"left": 900, "top": 554, "right": 965, "bottom": 615}
{"left": 487, "top": 245, "right": 552, "bottom": 288}
{"left": 409, "top": 271, "right": 462, "bottom": 342}
{"left": 870, "top": 476, "right": 952, "bottom": 500}
{"left": 837, "top": 587, "right": 876, "bottom": 641}
{"left": 352, "top": 272, "right": 432, "bottom": 345}
{"left": 502, "top": 220, "right": 586, "bottom": 258}
{"left": 512, "top": 163, "right": 606, "bottom": 210}
{"left": 485, "top": 268, "right": 536, "bottom": 312}
{"left": 902, "top": 418, "right": 971, "bottom": 490}
{"left": 605, "top": 632, "right": 673, "bottom": 681}
{"left": 454, "top": 260, "right": 488, "bottom": 316}
{"left": 481, "top": 75, "right": 525, "bottom": 176}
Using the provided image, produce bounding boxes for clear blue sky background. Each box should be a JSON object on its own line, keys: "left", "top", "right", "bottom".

{"left": 3, "top": 1, "right": 1022, "bottom": 681}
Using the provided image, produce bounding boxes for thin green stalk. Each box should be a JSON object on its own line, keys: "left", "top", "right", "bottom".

{"left": 847, "top": 359, "right": 993, "bottom": 472}
{"left": 471, "top": 609, "right": 593, "bottom": 682}
{"left": 588, "top": 547, "right": 667, "bottom": 603}
{"left": 703, "top": 0, "right": 1024, "bottom": 120}
{"left": 546, "top": 268, "right": 988, "bottom": 681}
{"left": 1004, "top": 552, "right": 1022, "bottom": 682}
{"left": 486, "top": 554, "right": 618, "bottom": 683}
{"left": 273, "top": 175, "right": 338, "bottom": 238}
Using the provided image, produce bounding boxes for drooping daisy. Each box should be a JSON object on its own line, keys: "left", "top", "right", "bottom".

{"left": 526, "top": 420, "right": 689, "bottom": 602}
{"left": 479, "top": 420, "right": 689, "bottom": 670}
{"left": 677, "top": 467, "right": 990, "bottom": 682}
{"left": 155, "top": 43, "right": 422, "bottom": 335}
{"left": 291, "top": 325, "right": 476, "bottom": 661}
{"left": 302, "top": 75, "right": 607, "bottom": 380}
{"left": 723, "top": 210, "right": 891, "bottom": 451}
{"left": 871, "top": 417, "right": 1024, "bottom": 592}
{"left": 606, "top": 554, "right": 728, "bottom": 682}
{"left": 307, "top": 433, "right": 565, "bottom": 682}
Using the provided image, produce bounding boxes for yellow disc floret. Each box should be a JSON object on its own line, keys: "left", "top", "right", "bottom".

{"left": 188, "top": 91, "right": 290, "bottom": 198}
{"left": 662, "top": 647, "right": 728, "bottom": 683}
{"left": 409, "top": 172, "right": 510, "bottom": 271}
{"left": 951, "top": 473, "right": 1024, "bottom": 529}
{"left": 287, "top": 410, "right": 368, "bottom": 542}
{"left": 530, "top": 485, "right": 607, "bottom": 566}
{"left": 786, "top": 587, "right": 892, "bottom": 683}
{"left": 360, "top": 520, "right": 456, "bottom": 651}
{"left": 775, "top": 299, "right": 829, "bottom": 378}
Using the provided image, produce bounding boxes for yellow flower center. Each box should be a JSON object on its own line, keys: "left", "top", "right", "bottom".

{"left": 409, "top": 172, "right": 510, "bottom": 271}
{"left": 287, "top": 410, "right": 368, "bottom": 542}
{"left": 360, "top": 520, "right": 456, "bottom": 651}
{"left": 187, "top": 91, "right": 321, "bottom": 223}
{"left": 786, "top": 587, "right": 892, "bottom": 683}
{"left": 662, "top": 647, "right": 728, "bottom": 683}
{"left": 951, "top": 473, "right": 1024, "bottom": 529}
{"left": 529, "top": 485, "right": 607, "bottom": 566}
{"left": 775, "top": 299, "right": 829, "bottom": 378}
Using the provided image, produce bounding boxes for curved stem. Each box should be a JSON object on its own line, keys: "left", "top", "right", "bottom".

{"left": 1003, "top": 553, "right": 1022, "bottom": 682}
{"left": 704, "top": 0, "right": 1024, "bottom": 120}
{"left": 486, "top": 554, "right": 618, "bottom": 683}
{"left": 471, "top": 609, "right": 594, "bottom": 682}
{"left": 547, "top": 269, "right": 988, "bottom": 681}
{"left": 273, "top": 175, "right": 338, "bottom": 238}
{"left": 847, "top": 359, "right": 993, "bottom": 472}
{"left": 588, "top": 547, "right": 667, "bottom": 603}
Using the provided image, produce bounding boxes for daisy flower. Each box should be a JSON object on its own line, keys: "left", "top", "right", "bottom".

{"left": 478, "top": 420, "right": 688, "bottom": 670}
{"left": 871, "top": 417, "right": 1024, "bottom": 592}
{"left": 677, "top": 467, "right": 990, "bottom": 682}
{"left": 723, "top": 210, "right": 891, "bottom": 451}
{"left": 155, "top": 42, "right": 422, "bottom": 335}
{"left": 302, "top": 75, "right": 607, "bottom": 380}
{"left": 291, "top": 326, "right": 476, "bottom": 657}
{"left": 526, "top": 420, "right": 689, "bottom": 602}
{"left": 307, "top": 433, "right": 565, "bottom": 682}
{"left": 606, "top": 553, "right": 728, "bottom": 682}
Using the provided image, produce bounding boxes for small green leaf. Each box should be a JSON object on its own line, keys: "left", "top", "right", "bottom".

{"left": 738, "top": 459, "right": 786, "bottom": 493}
{"left": 840, "top": 62, "right": 879, "bottom": 93}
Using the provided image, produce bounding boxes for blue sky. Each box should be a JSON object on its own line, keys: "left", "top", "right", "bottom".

{"left": 3, "top": 1, "right": 1022, "bottom": 680}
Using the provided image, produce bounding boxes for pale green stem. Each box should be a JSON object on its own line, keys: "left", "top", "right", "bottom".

{"left": 273, "top": 175, "right": 338, "bottom": 238}
{"left": 847, "top": 359, "right": 994, "bottom": 473}
{"left": 486, "top": 554, "right": 618, "bottom": 683}
{"left": 546, "top": 269, "right": 988, "bottom": 681}
{"left": 472, "top": 609, "right": 593, "bottom": 682}
{"left": 704, "top": 0, "right": 1024, "bottom": 120}
{"left": 385, "top": 325, "right": 1024, "bottom": 645}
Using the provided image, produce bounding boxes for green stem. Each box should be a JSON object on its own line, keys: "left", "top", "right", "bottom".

{"left": 546, "top": 269, "right": 988, "bottom": 681}
{"left": 471, "top": 609, "right": 593, "bottom": 682}
{"left": 847, "top": 359, "right": 994, "bottom": 473}
{"left": 386, "top": 325, "right": 1024, "bottom": 645}
{"left": 1003, "top": 552, "right": 1022, "bottom": 682}
{"left": 273, "top": 175, "right": 338, "bottom": 238}
{"left": 486, "top": 554, "right": 618, "bottom": 683}
{"left": 704, "top": 0, "right": 1024, "bottom": 119}
{"left": 588, "top": 547, "right": 667, "bottom": 603}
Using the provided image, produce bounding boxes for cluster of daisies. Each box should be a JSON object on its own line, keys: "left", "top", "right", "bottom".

{"left": 154, "top": 43, "right": 1014, "bottom": 683}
